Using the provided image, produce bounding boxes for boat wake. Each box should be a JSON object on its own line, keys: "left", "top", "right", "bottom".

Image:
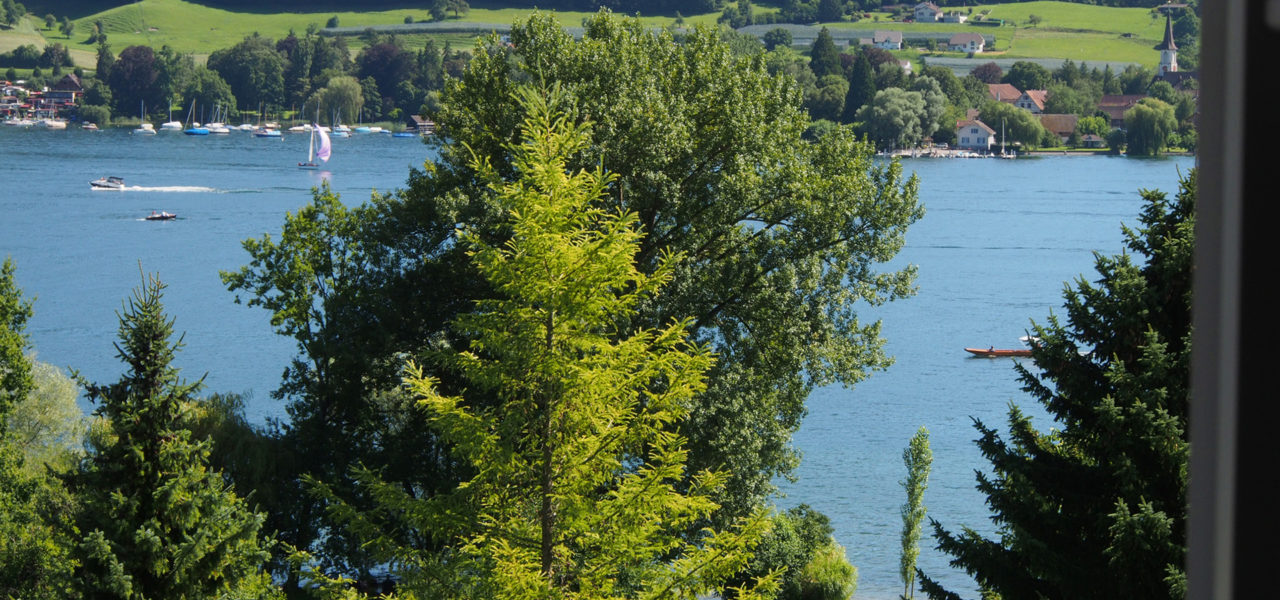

{"left": 124, "top": 185, "right": 218, "bottom": 193}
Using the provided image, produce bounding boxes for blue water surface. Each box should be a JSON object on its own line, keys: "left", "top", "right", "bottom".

{"left": 0, "top": 126, "right": 1194, "bottom": 599}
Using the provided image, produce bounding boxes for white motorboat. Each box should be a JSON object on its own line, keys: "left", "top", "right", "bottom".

{"left": 90, "top": 176, "right": 126, "bottom": 190}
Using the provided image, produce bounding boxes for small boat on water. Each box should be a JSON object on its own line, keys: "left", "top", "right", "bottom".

{"left": 35, "top": 118, "right": 68, "bottom": 129}
{"left": 964, "top": 347, "right": 1032, "bottom": 358}
{"left": 182, "top": 100, "right": 208, "bottom": 135}
{"left": 90, "top": 176, "right": 125, "bottom": 190}
{"left": 965, "top": 335, "right": 1039, "bottom": 358}
{"left": 298, "top": 118, "right": 332, "bottom": 169}
{"left": 145, "top": 211, "right": 177, "bottom": 221}
{"left": 82, "top": 122, "right": 99, "bottom": 131}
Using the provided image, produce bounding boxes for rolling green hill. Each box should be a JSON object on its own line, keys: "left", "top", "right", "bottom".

{"left": 1, "top": 0, "right": 1171, "bottom": 69}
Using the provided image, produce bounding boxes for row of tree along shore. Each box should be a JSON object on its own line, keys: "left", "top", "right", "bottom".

{"left": 2, "top": 11, "right": 1190, "bottom": 600}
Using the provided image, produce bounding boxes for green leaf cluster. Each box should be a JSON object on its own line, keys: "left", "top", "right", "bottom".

{"left": 0, "top": 258, "right": 81, "bottom": 600}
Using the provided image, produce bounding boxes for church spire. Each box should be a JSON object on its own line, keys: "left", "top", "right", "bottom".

{"left": 1156, "top": 12, "right": 1177, "bottom": 51}
{"left": 1156, "top": 12, "right": 1178, "bottom": 73}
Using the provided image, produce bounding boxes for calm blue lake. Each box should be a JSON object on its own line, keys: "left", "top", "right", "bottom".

{"left": 0, "top": 126, "right": 1194, "bottom": 599}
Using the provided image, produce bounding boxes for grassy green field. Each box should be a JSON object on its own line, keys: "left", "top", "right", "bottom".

{"left": 3, "top": 0, "right": 721, "bottom": 65}
{"left": 0, "top": 0, "right": 1169, "bottom": 69}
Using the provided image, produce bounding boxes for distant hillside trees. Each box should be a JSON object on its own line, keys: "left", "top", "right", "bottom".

{"left": 208, "top": 35, "right": 286, "bottom": 115}
{"left": 303, "top": 75, "right": 363, "bottom": 125}
{"left": 107, "top": 45, "right": 166, "bottom": 116}
{"left": 1, "top": 0, "right": 25, "bottom": 26}
{"left": 1002, "top": 60, "right": 1051, "bottom": 93}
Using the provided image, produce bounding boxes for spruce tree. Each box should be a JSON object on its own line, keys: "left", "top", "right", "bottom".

{"left": 842, "top": 52, "right": 875, "bottom": 124}
{"left": 920, "top": 172, "right": 1195, "bottom": 600}
{"left": 810, "top": 27, "right": 843, "bottom": 80}
{"left": 72, "top": 273, "right": 278, "bottom": 599}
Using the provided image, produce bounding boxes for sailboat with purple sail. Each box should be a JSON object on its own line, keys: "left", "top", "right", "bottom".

{"left": 298, "top": 121, "right": 331, "bottom": 169}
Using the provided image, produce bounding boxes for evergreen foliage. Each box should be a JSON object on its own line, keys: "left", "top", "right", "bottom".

{"left": 809, "top": 27, "right": 842, "bottom": 79}
{"left": 314, "top": 87, "right": 777, "bottom": 599}
{"left": 72, "top": 273, "right": 278, "bottom": 600}
{"left": 841, "top": 52, "right": 875, "bottom": 124}
{"left": 920, "top": 172, "right": 1195, "bottom": 600}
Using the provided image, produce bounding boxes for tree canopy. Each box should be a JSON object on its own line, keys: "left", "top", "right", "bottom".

{"left": 224, "top": 10, "right": 922, "bottom": 582}
{"left": 1124, "top": 97, "right": 1178, "bottom": 156}
{"left": 325, "top": 87, "right": 779, "bottom": 599}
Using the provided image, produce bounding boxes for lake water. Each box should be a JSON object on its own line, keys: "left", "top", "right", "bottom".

{"left": 0, "top": 126, "right": 1194, "bottom": 599}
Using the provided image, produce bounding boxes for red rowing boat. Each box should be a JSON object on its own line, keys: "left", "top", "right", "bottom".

{"left": 964, "top": 347, "right": 1032, "bottom": 357}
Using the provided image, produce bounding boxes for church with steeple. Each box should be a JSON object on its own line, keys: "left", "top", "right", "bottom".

{"left": 1153, "top": 11, "right": 1198, "bottom": 89}
{"left": 1157, "top": 13, "right": 1179, "bottom": 74}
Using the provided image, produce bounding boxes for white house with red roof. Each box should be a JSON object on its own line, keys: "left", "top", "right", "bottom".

{"left": 1015, "top": 89, "right": 1048, "bottom": 113}
{"left": 955, "top": 119, "right": 995, "bottom": 151}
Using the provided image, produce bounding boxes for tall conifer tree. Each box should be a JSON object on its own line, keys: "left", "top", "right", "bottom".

{"left": 313, "top": 87, "right": 777, "bottom": 599}
{"left": 810, "top": 27, "right": 843, "bottom": 80}
{"left": 842, "top": 52, "right": 875, "bottom": 124}
{"left": 72, "top": 273, "right": 277, "bottom": 599}
{"left": 920, "top": 172, "right": 1195, "bottom": 600}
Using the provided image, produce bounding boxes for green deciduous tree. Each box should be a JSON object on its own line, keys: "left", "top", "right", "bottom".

{"left": 0, "top": 258, "right": 79, "bottom": 600}
{"left": 12, "top": 360, "right": 85, "bottom": 473}
{"left": 978, "top": 100, "right": 1047, "bottom": 149}
{"left": 921, "top": 172, "right": 1195, "bottom": 600}
{"left": 181, "top": 65, "right": 236, "bottom": 120}
{"left": 900, "top": 427, "right": 931, "bottom": 600}
{"left": 908, "top": 76, "right": 948, "bottom": 142}
{"left": 1002, "top": 61, "right": 1051, "bottom": 92}
{"left": 818, "top": 0, "right": 845, "bottom": 22}
{"left": 71, "top": 273, "right": 278, "bottom": 599}
{"left": 225, "top": 11, "right": 921, "bottom": 580}
{"left": 1044, "top": 83, "right": 1096, "bottom": 116}
{"left": 726, "top": 505, "right": 857, "bottom": 600}
{"left": 856, "top": 87, "right": 925, "bottom": 150}
{"left": 805, "top": 73, "right": 848, "bottom": 122}
{"left": 208, "top": 34, "right": 286, "bottom": 114}
{"left": 1124, "top": 97, "right": 1178, "bottom": 156}
{"left": 305, "top": 75, "right": 363, "bottom": 126}
{"left": 764, "top": 27, "right": 793, "bottom": 51}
